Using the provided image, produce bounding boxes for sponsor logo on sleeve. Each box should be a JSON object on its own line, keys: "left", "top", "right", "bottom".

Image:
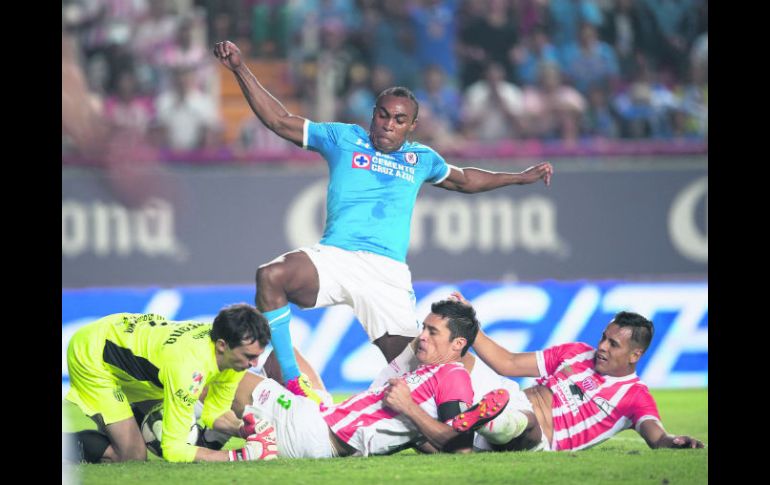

{"left": 189, "top": 371, "right": 203, "bottom": 394}
{"left": 258, "top": 388, "right": 271, "bottom": 406}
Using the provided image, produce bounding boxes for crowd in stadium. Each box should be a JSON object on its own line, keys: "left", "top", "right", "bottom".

{"left": 62, "top": 0, "right": 708, "bottom": 160}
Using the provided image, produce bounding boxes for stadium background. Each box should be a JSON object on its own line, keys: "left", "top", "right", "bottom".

{"left": 62, "top": 0, "right": 707, "bottom": 396}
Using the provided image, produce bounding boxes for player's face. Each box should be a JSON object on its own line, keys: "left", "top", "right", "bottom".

{"left": 594, "top": 323, "right": 642, "bottom": 377}
{"left": 369, "top": 95, "right": 417, "bottom": 153}
{"left": 220, "top": 339, "right": 264, "bottom": 372}
{"left": 415, "top": 313, "right": 464, "bottom": 365}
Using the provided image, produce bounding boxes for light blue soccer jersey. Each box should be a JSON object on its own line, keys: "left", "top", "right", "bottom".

{"left": 304, "top": 121, "right": 450, "bottom": 262}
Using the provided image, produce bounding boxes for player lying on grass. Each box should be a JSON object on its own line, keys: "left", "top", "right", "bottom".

{"left": 63, "top": 304, "right": 281, "bottom": 463}
{"left": 197, "top": 298, "right": 510, "bottom": 458}
{"left": 377, "top": 292, "right": 705, "bottom": 452}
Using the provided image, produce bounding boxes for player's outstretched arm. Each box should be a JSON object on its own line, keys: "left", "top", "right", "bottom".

{"left": 447, "top": 291, "right": 540, "bottom": 377}
{"left": 213, "top": 40, "right": 306, "bottom": 146}
{"left": 437, "top": 162, "right": 553, "bottom": 193}
{"left": 638, "top": 420, "right": 705, "bottom": 449}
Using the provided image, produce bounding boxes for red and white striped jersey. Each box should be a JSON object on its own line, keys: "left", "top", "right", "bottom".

{"left": 322, "top": 362, "right": 473, "bottom": 456}
{"left": 536, "top": 342, "right": 661, "bottom": 451}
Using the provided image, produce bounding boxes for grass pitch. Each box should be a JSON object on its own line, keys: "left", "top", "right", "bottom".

{"left": 63, "top": 388, "right": 707, "bottom": 485}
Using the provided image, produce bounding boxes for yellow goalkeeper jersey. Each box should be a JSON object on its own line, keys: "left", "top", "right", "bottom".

{"left": 66, "top": 312, "right": 245, "bottom": 462}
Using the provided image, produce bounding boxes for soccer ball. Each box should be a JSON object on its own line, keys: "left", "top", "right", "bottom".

{"left": 140, "top": 402, "right": 200, "bottom": 457}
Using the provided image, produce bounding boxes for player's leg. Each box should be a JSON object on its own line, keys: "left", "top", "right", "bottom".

{"left": 473, "top": 386, "right": 543, "bottom": 451}
{"left": 373, "top": 334, "right": 416, "bottom": 362}
{"left": 348, "top": 252, "right": 421, "bottom": 363}
{"left": 65, "top": 328, "right": 146, "bottom": 462}
{"left": 486, "top": 410, "right": 542, "bottom": 451}
{"left": 62, "top": 429, "right": 117, "bottom": 463}
{"left": 261, "top": 346, "right": 327, "bottom": 391}
{"left": 256, "top": 250, "right": 320, "bottom": 391}
{"left": 97, "top": 414, "right": 148, "bottom": 461}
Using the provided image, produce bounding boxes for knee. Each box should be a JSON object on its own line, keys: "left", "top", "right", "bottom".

{"left": 256, "top": 263, "right": 287, "bottom": 292}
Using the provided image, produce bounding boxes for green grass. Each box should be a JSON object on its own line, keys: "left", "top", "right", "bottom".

{"left": 63, "top": 388, "right": 707, "bottom": 485}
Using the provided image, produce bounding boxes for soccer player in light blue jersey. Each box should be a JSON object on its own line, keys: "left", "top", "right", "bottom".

{"left": 214, "top": 40, "right": 554, "bottom": 402}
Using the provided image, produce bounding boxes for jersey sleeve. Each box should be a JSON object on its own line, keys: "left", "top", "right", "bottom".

{"left": 200, "top": 368, "right": 245, "bottom": 429}
{"left": 627, "top": 385, "right": 662, "bottom": 431}
{"left": 304, "top": 121, "right": 349, "bottom": 159}
{"left": 425, "top": 149, "right": 451, "bottom": 184}
{"left": 434, "top": 364, "right": 473, "bottom": 406}
{"left": 539, "top": 342, "right": 594, "bottom": 376}
{"left": 159, "top": 363, "right": 203, "bottom": 463}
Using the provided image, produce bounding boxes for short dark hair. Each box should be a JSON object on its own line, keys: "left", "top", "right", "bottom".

{"left": 430, "top": 299, "right": 480, "bottom": 356}
{"left": 375, "top": 86, "right": 419, "bottom": 121}
{"left": 210, "top": 303, "right": 270, "bottom": 349}
{"left": 611, "top": 311, "right": 654, "bottom": 352}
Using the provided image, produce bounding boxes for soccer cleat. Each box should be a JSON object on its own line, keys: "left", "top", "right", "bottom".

{"left": 285, "top": 373, "right": 323, "bottom": 405}
{"left": 450, "top": 388, "right": 510, "bottom": 433}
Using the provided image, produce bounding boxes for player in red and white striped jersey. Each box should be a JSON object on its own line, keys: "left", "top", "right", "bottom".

{"left": 471, "top": 303, "right": 704, "bottom": 451}
{"left": 232, "top": 298, "right": 511, "bottom": 458}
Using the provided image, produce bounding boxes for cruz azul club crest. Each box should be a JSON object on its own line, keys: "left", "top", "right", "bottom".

{"left": 404, "top": 152, "right": 418, "bottom": 165}
{"left": 352, "top": 152, "right": 372, "bottom": 169}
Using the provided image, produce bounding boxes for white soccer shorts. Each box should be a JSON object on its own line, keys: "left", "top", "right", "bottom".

{"left": 245, "top": 378, "right": 337, "bottom": 459}
{"left": 299, "top": 244, "right": 421, "bottom": 341}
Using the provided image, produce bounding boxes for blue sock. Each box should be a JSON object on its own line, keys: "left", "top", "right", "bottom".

{"left": 263, "top": 304, "right": 300, "bottom": 381}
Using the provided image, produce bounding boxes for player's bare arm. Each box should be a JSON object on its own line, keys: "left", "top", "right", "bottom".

{"left": 638, "top": 420, "right": 704, "bottom": 449}
{"left": 473, "top": 330, "right": 541, "bottom": 377}
{"left": 447, "top": 291, "right": 540, "bottom": 377}
{"left": 437, "top": 162, "right": 553, "bottom": 193}
{"left": 213, "top": 40, "right": 306, "bottom": 146}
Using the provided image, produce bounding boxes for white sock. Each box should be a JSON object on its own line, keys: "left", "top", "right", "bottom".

{"left": 477, "top": 407, "right": 529, "bottom": 445}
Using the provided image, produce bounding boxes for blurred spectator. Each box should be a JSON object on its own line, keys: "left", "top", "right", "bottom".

{"left": 370, "top": 0, "right": 421, "bottom": 88}
{"left": 103, "top": 67, "right": 156, "bottom": 135}
{"left": 412, "top": 104, "right": 465, "bottom": 153}
{"left": 511, "top": 0, "right": 551, "bottom": 39}
{"left": 74, "top": 0, "right": 150, "bottom": 95}
{"left": 640, "top": 0, "right": 699, "bottom": 82}
{"left": 246, "top": 0, "right": 291, "bottom": 57}
{"left": 341, "top": 62, "right": 376, "bottom": 127}
{"left": 512, "top": 24, "right": 560, "bottom": 87}
{"left": 414, "top": 64, "right": 462, "bottom": 131}
{"left": 155, "top": 13, "right": 216, "bottom": 93}
{"left": 317, "top": 18, "right": 362, "bottom": 98}
{"left": 63, "top": 28, "right": 176, "bottom": 208}
{"left": 611, "top": 55, "right": 681, "bottom": 139}
{"left": 316, "top": 18, "right": 362, "bottom": 121}
{"left": 559, "top": 21, "right": 621, "bottom": 95}
{"left": 548, "top": 0, "right": 603, "bottom": 48}
{"left": 675, "top": 61, "right": 707, "bottom": 139}
{"left": 412, "top": 61, "right": 465, "bottom": 152}
{"left": 690, "top": 31, "right": 707, "bottom": 75}
{"left": 132, "top": 0, "right": 179, "bottom": 68}
{"left": 599, "top": 0, "right": 659, "bottom": 80}
{"left": 458, "top": 0, "right": 519, "bottom": 88}
{"left": 409, "top": 0, "right": 460, "bottom": 85}
{"left": 286, "top": 0, "right": 360, "bottom": 63}
{"left": 237, "top": 115, "right": 298, "bottom": 155}
{"left": 155, "top": 65, "right": 221, "bottom": 151}
{"left": 581, "top": 83, "right": 620, "bottom": 139}
{"left": 461, "top": 61, "right": 525, "bottom": 141}
{"left": 520, "top": 61, "right": 586, "bottom": 143}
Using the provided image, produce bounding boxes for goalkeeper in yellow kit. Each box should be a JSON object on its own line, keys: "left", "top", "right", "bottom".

{"left": 64, "top": 303, "right": 275, "bottom": 463}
